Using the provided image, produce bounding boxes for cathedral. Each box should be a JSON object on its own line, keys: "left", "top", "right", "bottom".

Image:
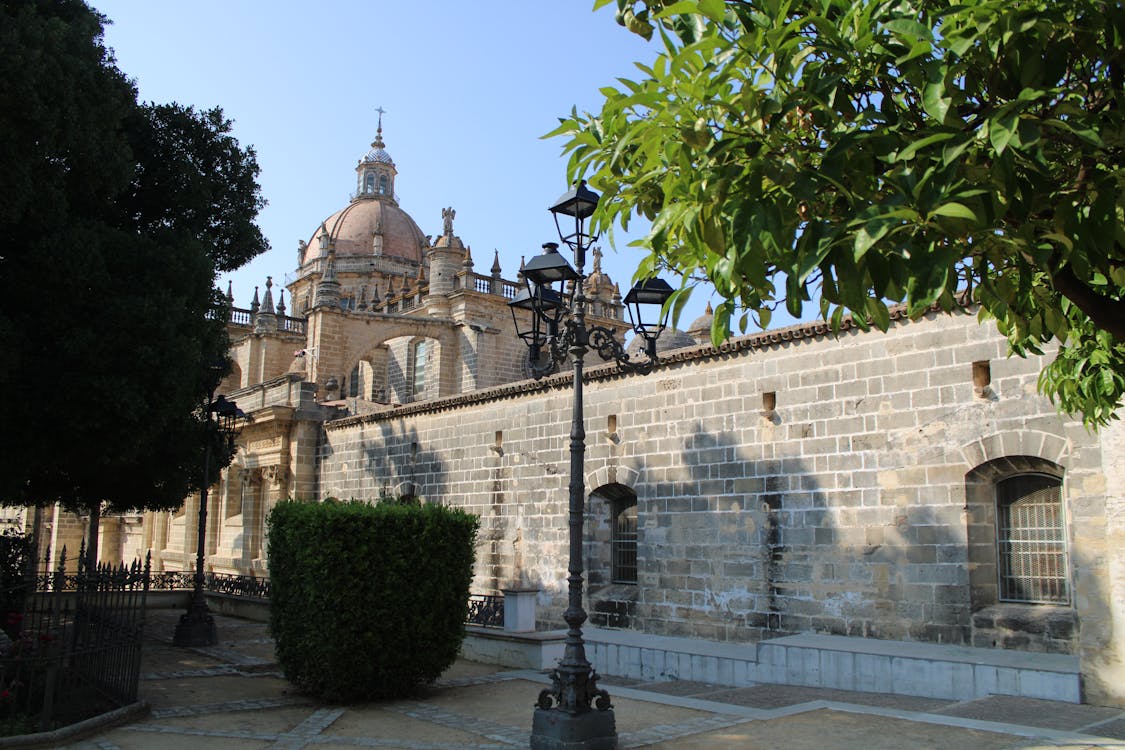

{"left": 26, "top": 122, "right": 1125, "bottom": 707}
{"left": 137, "top": 121, "right": 647, "bottom": 577}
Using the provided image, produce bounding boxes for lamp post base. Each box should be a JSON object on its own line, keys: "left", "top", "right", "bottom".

{"left": 173, "top": 606, "right": 216, "bottom": 647}
{"left": 530, "top": 707, "right": 617, "bottom": 750}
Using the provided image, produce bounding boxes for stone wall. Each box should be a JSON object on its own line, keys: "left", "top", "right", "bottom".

{"left": 319, "top": 308, "right": 1117, "bottom": 706}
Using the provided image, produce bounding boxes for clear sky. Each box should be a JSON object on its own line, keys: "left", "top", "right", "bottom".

{"left": 89, "top": 1, "right": 762, "bottom": 333}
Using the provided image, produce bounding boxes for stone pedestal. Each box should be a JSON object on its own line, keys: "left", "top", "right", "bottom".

{"left": 530, "top": 707, "right": 617, "bottom": 750}
{"left": 502, "top": 587, "right": 539, "bottom": 633}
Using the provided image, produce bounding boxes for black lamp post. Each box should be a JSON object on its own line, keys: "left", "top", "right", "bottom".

{"left": 511, "top": 181, "right": 672, "bottom": 750}
{"left": 174, "top": 392, "right": 245, "bottom": 647}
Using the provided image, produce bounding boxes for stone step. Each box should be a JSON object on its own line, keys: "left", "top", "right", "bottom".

{"left": 581, "top": 628, "right": 1081, "bottom": 704}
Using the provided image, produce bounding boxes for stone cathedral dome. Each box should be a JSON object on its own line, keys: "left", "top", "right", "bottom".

{"left": 299, "top": 115, "right": 427, "bottom": 266}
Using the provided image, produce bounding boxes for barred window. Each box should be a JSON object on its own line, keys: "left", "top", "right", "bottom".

{"left": 411, "top": 340, "right": 427, "bottom": 399}
{"left": 997, "top": 474, "right": 1068, "bottom": 604}
{"left": 611, "top": 498, "right": 637, "bottom": 584}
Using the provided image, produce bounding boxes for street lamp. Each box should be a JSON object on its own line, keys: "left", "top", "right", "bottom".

{"left": 512, "top": 181, "right": 672, "bottom": 750}
{"left": 173, "top": 392, "right": 246, "bottom": 647}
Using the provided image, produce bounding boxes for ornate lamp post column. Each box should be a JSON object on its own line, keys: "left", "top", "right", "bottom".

{"left": 174, "top": 393, "right": 245, "bottom": 647}
{"left": 511, "top": 182, "right": 672, "bottom": 750}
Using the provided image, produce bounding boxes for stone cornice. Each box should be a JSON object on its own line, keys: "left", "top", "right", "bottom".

{"left": 325, "top": 302, "right": 975, "bottom": 431}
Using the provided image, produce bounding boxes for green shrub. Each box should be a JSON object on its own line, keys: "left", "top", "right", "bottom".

{"left": 267, "top": 499, "right": 479, "bottom": 702}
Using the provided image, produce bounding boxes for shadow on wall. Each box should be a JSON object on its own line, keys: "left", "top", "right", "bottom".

{"left": 574, "top": 419, "right": 1092, "bottom": 661}
{"left": 317, "top": 422, "right": 447, "bottom": 506}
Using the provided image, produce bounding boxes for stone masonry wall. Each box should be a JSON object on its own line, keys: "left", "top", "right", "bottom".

{"left": 318, "top": 309, "right": 1117, "bottom": 704}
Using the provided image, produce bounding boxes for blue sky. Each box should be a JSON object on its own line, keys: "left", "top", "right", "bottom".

{"left": 90, "top": 0, "right": 732, "bottom": 331}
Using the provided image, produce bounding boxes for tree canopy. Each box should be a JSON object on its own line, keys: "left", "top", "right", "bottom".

{"left": 0, "top": 0, "right": 269, "bottom": 513}
{"left": 551, "top": 0, "right": 1124, "bottom": 426}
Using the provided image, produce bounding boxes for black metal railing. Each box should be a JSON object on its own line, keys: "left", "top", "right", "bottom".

{"left": 1, "top": 547, "right": 150, "bottom": 736}
{"left": 466, "top": 594, "right": 504, "bottom": 628}
{"left": 41, "top": 555, "right": 498, "bottom": 630}
{"left": 147, "top": 570, "right": 271, "bottom": 600}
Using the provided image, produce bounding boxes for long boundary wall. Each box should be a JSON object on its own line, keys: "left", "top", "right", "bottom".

{"left": 320, "top": 309, "right": 1121, "bottom": 706}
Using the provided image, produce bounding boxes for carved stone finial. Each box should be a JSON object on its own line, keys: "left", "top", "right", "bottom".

{"left": 277, "top": 289, "right": 286, "bottom": 317}
{"left": 491, "top": 250, "right": 503, "bottom": 276}
{"left": 314, "top": 250, "right": 341, "bottom": 307}
{"left": 250, "top": 286, "right": 260, "bottom": 315}
{"left": 226, "top": 280, "right": 234, "bottom": 304}
{"left": 261, "top": 277, "right": 275, "bottom": 315}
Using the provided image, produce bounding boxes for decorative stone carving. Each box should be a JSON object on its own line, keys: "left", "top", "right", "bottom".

{"left": 442, "top": 207, "right": 455, "bottom": 238}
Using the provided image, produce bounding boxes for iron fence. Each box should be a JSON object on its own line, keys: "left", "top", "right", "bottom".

{"left": 0, "top": 547, "right": 149, "bottom": 736}
{"left": 466, "top": 594, "right": 504, "bottom": 628}
{"left": 147, "top": 570, "right": 271, "bottom": 599}
{"left": 40, "top": 553, "right": 495, "bottom": 630}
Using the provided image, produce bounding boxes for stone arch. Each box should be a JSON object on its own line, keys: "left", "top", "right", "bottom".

{"left": 391, "top": 480, "right": 417, "bottom": 500}
{"left": 960, "top": 430, "right": 1071, "bottom": 470}
{"left": 333, "top": 315, "right": 458, "bottom": 403}
{"left": 585, "top": 464, "right": 640, "bottom": 496}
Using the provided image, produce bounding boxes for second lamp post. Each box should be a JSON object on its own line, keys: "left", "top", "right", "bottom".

{"left": 510, "top": 181, "right": 672, "bottom": 750}
{"left": 173, "top": 392, "right": 245, "bottom": 648}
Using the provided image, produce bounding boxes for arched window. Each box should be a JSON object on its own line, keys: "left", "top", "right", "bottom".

{"left": 364, "top": 173, "right": 375, "bottom": 193}
{"left": 965, "top": 456, "right": 1070, "bottom": 609}
{"left": 996, "top": 473, "right": 1068, "bottom": 604}
{"left": 348, "top": 364, "right": 360, "bottom": 399}
{"left": 379, "top": 174, "right": 389, "bottom": 195}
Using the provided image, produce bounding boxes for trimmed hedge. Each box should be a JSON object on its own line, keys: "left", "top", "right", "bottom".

{"left": 267, "top": 499, "right": 480, "bottom": 702}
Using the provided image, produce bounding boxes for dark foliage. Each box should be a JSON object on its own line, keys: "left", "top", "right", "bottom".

{"left": 0, "top": 531, "right": 31, "bottom": 640}
{"left": 0, "top": 0, "right": 268, "bottom": 514}
{"left": 267, "top": 500, "right": 480, "bottom": 702}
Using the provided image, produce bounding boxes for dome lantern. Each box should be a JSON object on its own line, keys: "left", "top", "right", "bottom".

{"left": 356, "top": 107, "right": 397, "bottom": 200}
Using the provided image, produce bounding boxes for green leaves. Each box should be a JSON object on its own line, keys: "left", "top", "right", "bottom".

{"left": 268, "top": 500, "right": 480, "bottom": 701}
{"left": 574, "top": 0, "right": 1125, "bottom": 425}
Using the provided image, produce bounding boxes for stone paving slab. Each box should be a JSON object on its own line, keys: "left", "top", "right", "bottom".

{"left": 326, "top": 703, "right": 492, "bottom": 746}
{"left": 698, "top": 683, "right": 956, "bottom": 712}
{"left": 633, "top": 680, "right": 725, "bottom": 697}
{"left": 935, "top": 696, "right": 1125, "bottom": 731}
{"left": 637, "top": 708, "right": 1039, "bottom": 750}
{"left": 51, "top": 611, "right": 1125, "bottom": 750}
{"left": 1092, "top": 719, "right": 1125, "bottom": 741}
{"left": 140, "top": 673, "right": 297, "bottom": 710}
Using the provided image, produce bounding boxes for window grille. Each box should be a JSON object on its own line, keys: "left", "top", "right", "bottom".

{"left": 411, "top": 340, "right": 427, "bottom": 398}
{"left": 997, "top": 474, "right": 1068, "bottom": 604}
{"left": 611, "top": 499, "right": 637, "bottom": 584}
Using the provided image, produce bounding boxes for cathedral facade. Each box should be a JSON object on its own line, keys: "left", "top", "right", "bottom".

{"left": 117, "top": 126, "right": 1124, "bottom": 707}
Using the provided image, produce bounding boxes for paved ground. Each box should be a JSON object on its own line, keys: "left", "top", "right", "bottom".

{"left": 58, "top": 608, "right": 1125, "bottom": 749}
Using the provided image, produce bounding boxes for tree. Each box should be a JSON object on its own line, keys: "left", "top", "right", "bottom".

{"left": 0, "top": 1, "right": 268, "bottom": 544}
{"left": 551, "top": 0, "right": 1124, "bottom": 426}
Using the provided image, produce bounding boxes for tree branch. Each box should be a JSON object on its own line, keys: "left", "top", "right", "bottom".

{"left": 1051, "top": 264, "right": 1125, "bottom": 341}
